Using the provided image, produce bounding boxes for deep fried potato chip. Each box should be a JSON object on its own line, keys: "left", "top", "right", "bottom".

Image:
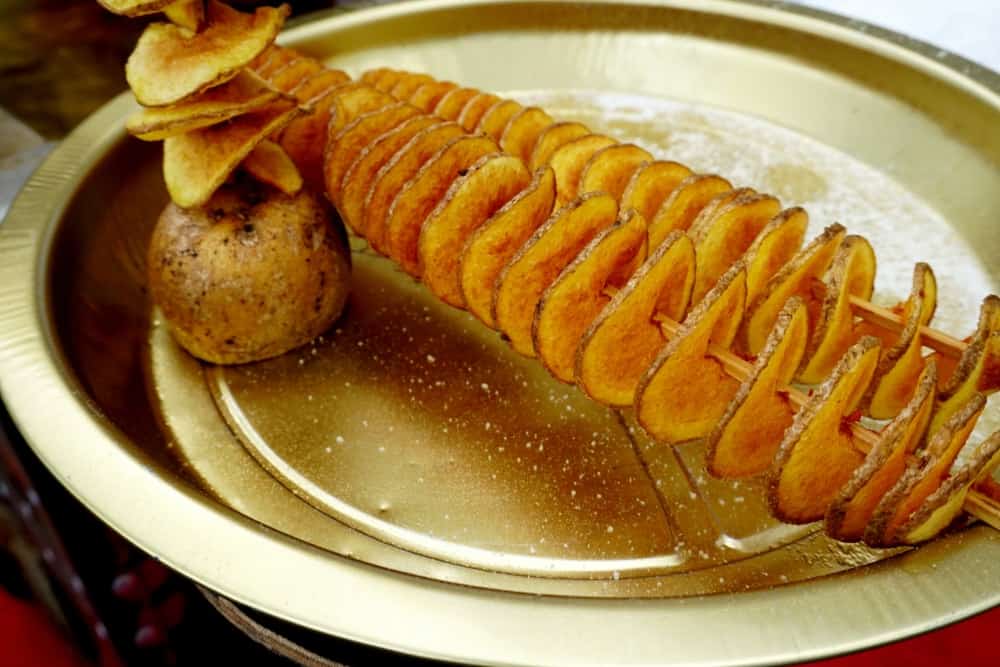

{"left": 388, "top": 73, "right": 434, "bottom": 101}
{"left": 163, "top": 0, "right": 204, "bottom": 31}
{"left": 866, "top": 393, "right": 987, "bottom": 546}
{"left": 897, "top": 430, "right": 1000, "bottom": 545}
{"left": 859, "top": 264, "right": 937, "bottom": 418}
{"left": 267, "top": 57, "right": 323, "bottom": 94}
{"left": 419, "top": 154, "right": 531, "bottom": 306}
{"left": 576, "top": 231, "right": 695, "bottom": 406}
{"left": 290, "top": 69, "right": 352, "bottom": 103}
{"left": 500, "top": 107, "right": 555, "bottom": 163}
{"left": 338, "top": 116, "right": 441, "bottom": 236}
{"left": 409, "top": 81, "right": 458, "bottom": 112}
{"left": 647, "top": 174, "right": 732, "bottom": 249}
{"left": 476, "top": 100, "right": 524, "bottom": 143}
{"left": 252, "top": 46, "right": 300, "bottom": 79}
{"left": 127, "top": 2, "right": 289, "bottom": 107}
{"left": 360, "top": 67, "right": 392, "bottom": 86}
{"left": 433, "top": 87, "right": 481, "bottom": 121}
{"left": 163, "top": 99, "right": 299, "bottom": 207}
{"left": 741, "top": 224, "right": 846, "bottom": 355}
{"left": 529, "top": 122, "right": 591, "bottom": 171}
{"left": 930, "top": 295, "right": 1000, "bottom": 434}
{"left": 767, "top": 337, "right": 881, "bottom": 523}
{"left": 796, "top": 236, "right": 877, "bottom": 384}
{"left": 457, "top": 92, "right": 501, "bottom": 131}
{"left": 326, "top": 84, "right": 397, "bottom": 136}
{"left": 493, "top": 193, "right": 618, "bottom": 356}
{"left": 635, "top": 263, "right": 747, "bottom": 443}
{"left": 619, "top": 161, "right": 693, "bottom": 225}
{"left": 534, "top": 210, "right": 648, "bottom": 382}
{"left": 690, "top": 192, "right": 782, "bottom": 304}
{"left": 824, "top": 362, "right": 937, "bottom": 542}
{"left": 324, "top": 103, "right": 422, "bottom": 205}
{"left": 98, "top": 0, "right": 175, "bottom": 17}
{"left": 284, "top": 85, "right": 395, "bottom": 191}
{"left": 460, "top": 167, "right": 557, "bottom": 327}
{"left": 706, "top": 298, "right": 809, "bottom": 478}
{"left": 241, "top": 140, "right": 302, "bottom": 195}
{"left": 743, "top": 207, "right": 808, "bottom": 307}
{"left": 363, "top": 122, "right": 467, "bottom": 253}
{"left": 577, "top": 144, "right": 655, "bottom": 201}
{"left": 550, "top": 135, "right": 617, "bottom": 206}
{"left": 685, "top": 187, "right": 750, "bottom": 236}
{"left": 385, "top": 135, "right": 499, "bottom": 274}
{"left": 126, "top": 70, "right": 283, "bottom": 141}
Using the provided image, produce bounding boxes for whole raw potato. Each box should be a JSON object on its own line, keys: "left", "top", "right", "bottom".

{"left": 148, "top": 182, "right": 351, "bottom": 364}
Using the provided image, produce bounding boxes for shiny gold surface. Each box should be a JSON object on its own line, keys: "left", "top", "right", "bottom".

{"left": 1, "top": 1, "right": 999, "bottom": 664}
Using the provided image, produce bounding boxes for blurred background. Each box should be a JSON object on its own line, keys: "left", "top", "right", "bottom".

{"left": 1, "top": 1, "right": 997, "bottom": 665}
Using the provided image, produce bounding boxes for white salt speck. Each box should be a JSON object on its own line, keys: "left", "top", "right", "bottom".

{"left": 481, "top": 383, "right": 489, "bottom": 391}
{"left": 335, "top": 436, "right": 345, "bottom": 444}
{"left": 378, "top": 446, "right": 385, "bottom": 453}
{"left": 325, "top": 447, "right": 331, "bottom": 453}
{"left": 485, "top": 422, "right": 491, "bottom": 431}
{"left": 426, "top": 354, "right": 436, "bottom": 363}
{"left": 612, "top": 571, "right": 621, "bottom": 580}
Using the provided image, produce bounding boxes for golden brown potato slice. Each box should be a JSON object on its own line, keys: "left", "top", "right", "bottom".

{"left": 326, "top": 84, "right": 397, "bottom": 136}
{"left": 898, "top": 430, "right": 1000, "bottom": 544}
{"left": 252, "top": 46, "right": 300, "bottom": 79}
{"left": 363, "top": 122, "right": 467, "bottom": 253}
{"left": 242, "top": 140, "right": 302, "bottom": 195}
{"left": 163, "top": 100, "right": 299, "bottom": 208}
{"left": 929, "top": 295, "right": 1000, "bottom": 434}
{"left": 384, "top": 135, "right": 500, "bottom": 274}
{"left": 338, "top": 116, "right": 441, "bottom": 236}
{"left": 550, "top": 135, "right": 617, "bottom": 206}
{"left": 163, "top": 0, "right": 204, "bottom": 31}
{"left": 742, "top": 207, "right": 808, "bottom": 307}
{"left": 493, "top": 193, "right": 618, "bottom": 357}
{"left": 433, "top": 87, "right": 480, "bottom": 121}
{"left": 795, "top": 236, "right": 877, "bottom": 384}
{"left": 419, "top": 155, "right": 531, "bottom": 306}
{"left": 267, "top": 57, "right": 323, "bottom": 94}
{"left": 635, "top": 263, "right": 747, "bottom": 443}
{"left": 767, "top": 337, "right": 881, "bottom": 523}
{"left": 690, "top": 192, "right": 782, "bottom": 304}
{"left": 706, "top": 298, "right": 809, "bottom": 478}
{"left": 285, "top": 85, "right": 396, "bottom": 191}
{"left": 409, "top": 81, "right": 458, "bottom": 112}
{"left": 865, "top": 393, "right": 987, "bottom": 546}
{"left": 389, "top": 73, "right": 434, "bottom": 101}
{"left": 126, "top": 70, "right": 283, "bottom": 141}
{"left": 476, "top": 100, "right": 524, "bottom": 143}
{"left": 685, "top": 188, "right": 750, "bottom": 238}
{"left": 360, "top": 67, "right": 391, "bottom": 86}
{"left": 290, "top": 69, "right": 353, "bottom": 103}
{"left": 824, "top": 362, "right": 937, "bottom": 542}
{"left": 126, "top": 1, "right": 289, "bottom": 107}
{"left": 534, "top": 210, "right": 648, "bottom": 382}
{"left": 576, "top": 232, "right": 695, "bottom": 406}
{"left": 619, "top": 161, "right": 693, "bottom": 225}
{"left": 457, "top": 92, "right": 501, "bottom": 131}
{"left": 500, "top": 107, "right": 555, "bottom": 163}
{"left": 323, "top": 103, "right": 422, "bottom": 205}
{"left": 741, "top": 224, "right": 847, "bottom": 355}
{"left": 858, "top": 264, "right": 937, "bottom": 418}
{"left": 577, "top": 144, "right": 655, "bottom": 201}
{"left": 460, "top": 167, "right": 557, "bottom": 327}
{"left": 529, "top": 122, "right": 591, "bottom": 171}
{"left": 370, "top": 69, "right": 405, "bottom": 92}
{"left": 647, "top": 174, "right": 732, "bottom": 249}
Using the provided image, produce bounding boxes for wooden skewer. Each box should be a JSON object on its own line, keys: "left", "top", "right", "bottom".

{"left": 652, "top": 315, "right": 1000, "bottom": 531}
{"left": 849, "top": 296, "right": 968, "bottom": 360}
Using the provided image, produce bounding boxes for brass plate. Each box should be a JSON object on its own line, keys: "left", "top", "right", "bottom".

{"left": 1, "top": 1, "right": 999, "bottom": 664}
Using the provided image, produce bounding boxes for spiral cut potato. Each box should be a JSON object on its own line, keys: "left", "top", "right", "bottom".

{"left": 104, "top": 0, "right": 998, "bottom": 548}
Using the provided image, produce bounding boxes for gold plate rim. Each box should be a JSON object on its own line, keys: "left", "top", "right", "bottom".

{"left": 1, "top": 1, "right": 999, "bottom": 664}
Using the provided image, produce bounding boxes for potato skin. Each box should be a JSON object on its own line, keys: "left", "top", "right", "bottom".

{"left": 148, "top": 181, "right": 351, "bottom": 364}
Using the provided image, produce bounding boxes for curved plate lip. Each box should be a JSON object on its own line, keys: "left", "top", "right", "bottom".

{"left": 0, "top": 1, "right": 998, "bottom": 665}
